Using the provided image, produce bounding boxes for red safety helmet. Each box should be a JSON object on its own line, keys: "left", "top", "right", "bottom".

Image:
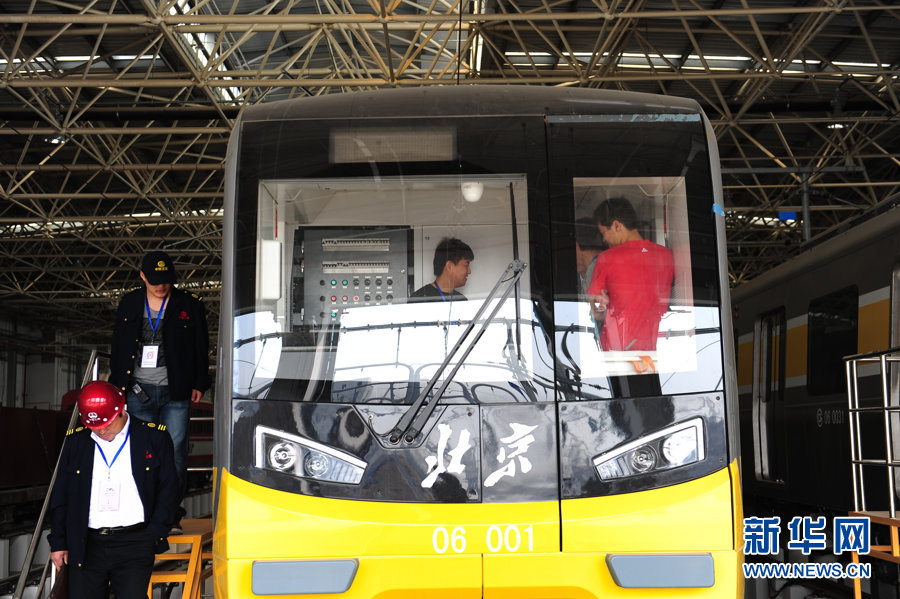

{"left": 77, "top": 381, "right": 125, "bottom": 430}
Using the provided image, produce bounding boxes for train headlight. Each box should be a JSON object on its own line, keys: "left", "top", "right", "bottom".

{"left": 662, "top": 426, "right": 700, "bottom": 464}
{"left": 269, "top": 442, "right": 298, "bottom": 471}
{"left": 255, "top": 425, "right": 367, "bottom": 484}
{"left": 303, "top": 451, "right": 330, "bottom": 478}
{"left": 630, "top": 446, "right": 658, "bottom": 473}
{"left": 592, "top": 418, "right": 705, "bottom": 481}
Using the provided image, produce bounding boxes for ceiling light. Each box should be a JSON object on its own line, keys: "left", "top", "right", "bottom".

{"left": 461, "top": 181, "right": 484, "bottom": 203}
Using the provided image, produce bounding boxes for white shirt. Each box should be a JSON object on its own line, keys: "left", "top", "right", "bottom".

{"left": 88, "top": 413, "right": 146, "bottom": 529}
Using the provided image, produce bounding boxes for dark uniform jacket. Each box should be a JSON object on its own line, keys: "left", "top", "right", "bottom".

{"left": 409, "top": 283, "right": 467, "bottom": 302}
{"left": 110, "top": 287, "right": 211, "bottom": 402}
{"left": 47, "top": 416, "right": 178, "bottom": 567}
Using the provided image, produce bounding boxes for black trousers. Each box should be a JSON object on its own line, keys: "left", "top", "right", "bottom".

{"left": 69, "top": 529, "right": 157, "bottom": 599}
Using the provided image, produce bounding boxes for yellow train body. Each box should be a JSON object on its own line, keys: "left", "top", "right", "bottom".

{"left": 212, "top": 461, "right": 743, "bottom": 598}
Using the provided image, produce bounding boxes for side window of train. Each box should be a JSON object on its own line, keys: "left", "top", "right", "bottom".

{"left": 807, "top": 286, "right": 859, "bottom": 396}
{"left": 752, "top": 308, "right": 786, "bottom": 483}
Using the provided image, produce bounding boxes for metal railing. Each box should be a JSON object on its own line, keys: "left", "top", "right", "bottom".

{"left": 13, "top": 350, "right": 106, "bottom": 599}
{"left": 845, "top": 346, "right": 900, "bottom": 518}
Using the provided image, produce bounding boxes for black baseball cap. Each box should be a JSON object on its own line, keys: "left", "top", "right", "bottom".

{"left": 141, "top": 251, "right": 176, "bottom": 285}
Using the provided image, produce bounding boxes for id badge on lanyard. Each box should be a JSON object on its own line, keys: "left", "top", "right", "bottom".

{"left": 143, "top": 295, "right": 167, "bottom": 368}
{"left": 99, "top": 479, "right": 121, "bottom": 511}
{"left": 141, "top": 345, "right": 159, "bottom": 368}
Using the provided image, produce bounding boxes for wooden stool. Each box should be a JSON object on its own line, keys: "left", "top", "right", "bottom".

{"left": 148, "top": 518, "right": 213, "bottom": 599}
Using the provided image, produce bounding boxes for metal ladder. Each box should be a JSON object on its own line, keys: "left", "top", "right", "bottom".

{"left": 845, "top": 346, "right": 900, "bottom": 599}
{"left": 845, "top": 346, "right": 900, "bottom": 516}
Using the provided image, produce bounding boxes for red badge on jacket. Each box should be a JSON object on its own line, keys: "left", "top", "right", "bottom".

{"left": 178, "top": 311, "right": 189, "bottom": 321}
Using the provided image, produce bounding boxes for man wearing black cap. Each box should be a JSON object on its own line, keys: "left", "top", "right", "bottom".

{"left": 110, "top": 250, "right": 210, "bottom": 528}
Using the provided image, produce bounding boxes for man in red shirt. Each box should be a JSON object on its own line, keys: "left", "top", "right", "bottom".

{"left": 586, "top": 198, "right": 674, "bottom": 351}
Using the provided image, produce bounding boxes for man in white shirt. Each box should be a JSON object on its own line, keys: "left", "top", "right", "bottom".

{"left": 48, "top": 381, "right": 178, "bottom": 599}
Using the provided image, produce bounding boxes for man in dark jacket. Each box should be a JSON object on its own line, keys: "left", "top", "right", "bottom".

{"left": 109, "top": 250, "right": 210, "bottom": 522}
{"left": 49, "top": 381, "right": 178, "bottom": 598}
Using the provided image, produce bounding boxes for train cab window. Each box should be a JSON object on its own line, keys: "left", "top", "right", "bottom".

{"left": 233, "top": 175, "right": 553, "bottom": 404}
{"left": 807, "top": 286, "right": 858, "bottom": 395}
{"left": 553, "top": 177, "right": 724, "bottom": 400}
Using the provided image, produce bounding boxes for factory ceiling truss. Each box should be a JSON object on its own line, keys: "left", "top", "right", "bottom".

{"left": 1, "top": 0, "right": 899, "bottom": 352}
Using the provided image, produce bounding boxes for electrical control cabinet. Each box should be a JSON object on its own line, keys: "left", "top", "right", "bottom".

{"left": 291, "top": 226, "right": 413, "bottom": 328}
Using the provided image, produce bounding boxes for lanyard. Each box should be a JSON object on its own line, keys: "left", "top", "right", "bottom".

{"left": 96, "top": 426, "right": 130, "bottom": 478}
{"left": 433, "top": 282, "right": 447, "bottom": 302}
{"left": 433, "top": 282, "right": 459, "bottom": 325}
{"left": 145, "top": 295, "right": 168, "bottom": 335}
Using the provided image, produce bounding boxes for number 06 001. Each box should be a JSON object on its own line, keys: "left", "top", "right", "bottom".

{"left": 431, "top": 525, "right": 534, "bottom": 553}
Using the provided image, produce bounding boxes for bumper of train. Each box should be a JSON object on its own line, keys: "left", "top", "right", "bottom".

{"left": 212, "top": 463, "right": 743, "bottom": 598}
{"left": 218, "top": 551, "right": 741, "bottom": 598}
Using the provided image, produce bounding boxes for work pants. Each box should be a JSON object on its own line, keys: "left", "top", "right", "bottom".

{"left": 68, "top": 528, "right": 156, "bottom": 599}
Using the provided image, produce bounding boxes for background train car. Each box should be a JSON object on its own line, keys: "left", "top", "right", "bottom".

{"left": 732, "top": 206, "right": 900, "bottom": 518}
{"left": 213, "top": 86, "right": 742, "bottom": 598}
{"left": 732, "top": 207, "right": 900, "bottom": 595}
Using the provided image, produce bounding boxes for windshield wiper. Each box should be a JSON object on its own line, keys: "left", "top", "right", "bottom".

{"left": 387, "top": 259, "right": 527, "bottom": 444}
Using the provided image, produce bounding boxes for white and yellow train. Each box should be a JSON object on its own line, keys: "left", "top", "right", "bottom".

{"left": 213, "top": 86, "right": 743, "bottom": 598}
{"left": 733, "top": 205, "right": 900, "bottom": 513}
